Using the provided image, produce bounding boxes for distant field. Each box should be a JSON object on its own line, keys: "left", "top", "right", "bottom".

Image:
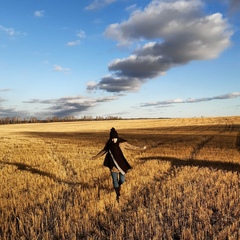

{"left": 0, "top": 116, "right": 239, "bottom": 239}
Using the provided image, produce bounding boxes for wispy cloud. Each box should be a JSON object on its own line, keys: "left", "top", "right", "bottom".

{"left": 93, "top": 18, "right": 103, "bottom": 24}
{"left": 0, "top": 106, "right": 29, "bottom": 118}
{"left": 0, "top": 97, "right": 6, "bottom": 102}
{"left": 0, "top": 88, "right": 11, "bottom": 92}
{"left": 186, "top": 92, "right": 240, "bottom": 103}
{"left": 141, "top": 98, "right": 185, "bottom": 107}
{"left": 67, "top": 40, "right": 81, "bottom": 46}
{"left": 125, "top": 4, "right": 137, "bottom": 12}
{"left": 34, "top": 10, "right": 45, "bottom": 17}
{"left": 76, "top": 30, "right": 86, "bottom": 39}
{"left": 67, "top": 30, "right": 86, "bottom": 47}
{"left": 0, "top": 89, "right": 25, "bottom": 117}
{"left": 140, "top": 92, "right": 240, "bottom": 108}
{"left": 24, "top": 96, "right": 118, "bottom": 117}
{"left": 85, "top": 0, "right": 116, "bottom": 10}
{"left": 91, "top": 0, "right": 233, "bottom": 93}
{"left": 53, "top": 64, "right": 71, "bottom": 73}
{"left": 0, "top": 25, "right": 25, "bottom": 37}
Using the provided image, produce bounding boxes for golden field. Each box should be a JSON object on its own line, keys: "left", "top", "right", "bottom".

{"left": 0, "top": 117, "right": 239, "bottom": 240}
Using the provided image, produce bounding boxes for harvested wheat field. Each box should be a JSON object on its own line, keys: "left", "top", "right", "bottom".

{"left": 0, "top": 116, "right": 239, "bottom": 240}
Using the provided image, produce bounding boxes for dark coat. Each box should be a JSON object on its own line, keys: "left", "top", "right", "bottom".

{"left": 94, "top": 138, "right": 132, "bottom": 174}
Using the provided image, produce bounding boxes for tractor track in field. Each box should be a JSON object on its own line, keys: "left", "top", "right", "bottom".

{"left": 188, "top": 118, "right": 235, "bottom": 160}
{"left": 189, "top": 135, "right": 214, "bottom": 160}
{"left": 138, "top": 118, "right": 239, "bottom": 184}
{"left": 146, "top": 122, "right": 220, "bottom": 151}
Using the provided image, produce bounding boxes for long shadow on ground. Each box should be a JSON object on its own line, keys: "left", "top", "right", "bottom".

{"left": 0, "top": 160, "right": 110, "bottom": 190}
{"left": 139, "top": 156, "right": 240, "bottom": 173}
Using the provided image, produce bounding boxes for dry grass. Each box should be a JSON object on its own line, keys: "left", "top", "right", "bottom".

{"left": 0, "top": 116, "right": 239, "bottom": 239}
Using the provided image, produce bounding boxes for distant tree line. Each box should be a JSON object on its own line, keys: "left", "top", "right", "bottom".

{"left": 0, "top": 115, "right": 123, "bottom": 125}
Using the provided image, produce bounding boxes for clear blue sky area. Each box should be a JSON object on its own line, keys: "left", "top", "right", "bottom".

{"left": 0, "top": 0, "right": 239, "bottom": 119}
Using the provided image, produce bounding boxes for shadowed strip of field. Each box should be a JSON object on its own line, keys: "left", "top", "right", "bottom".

{"left": 236, "top": 132, "right": 240, "bottom": 152}
{"left": 139, "top": 156, "right": 240, "bottom": 173}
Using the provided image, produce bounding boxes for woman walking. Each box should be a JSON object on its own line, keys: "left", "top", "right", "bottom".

{"left": 92, "top": 127, "right": 146, "bottom": 202}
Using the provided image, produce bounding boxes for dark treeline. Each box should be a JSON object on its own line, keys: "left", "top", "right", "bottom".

{"left": 0, "top": 115, "right": 123, "bottom": 125}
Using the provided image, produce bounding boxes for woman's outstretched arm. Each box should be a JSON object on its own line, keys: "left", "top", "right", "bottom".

{"left": 91, "top": 148, "right": 107, "bottom": 160}
{"left": 120, "top": 142, "right": 147, "bottom": 151}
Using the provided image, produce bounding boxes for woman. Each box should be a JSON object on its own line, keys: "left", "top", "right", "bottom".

{"left": 92, "top": 127, "right": 146, "bottom": 202}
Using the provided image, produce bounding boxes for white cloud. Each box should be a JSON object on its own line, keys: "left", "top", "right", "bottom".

{"left": 126, "top": 4, "right": 137, "bottom": 12}
{"left": 34, "top": 10, "right": 45, "bottom": 17}
{"left": 85, "top": 0, "right": 116, "bottom": 10}
{"left": 76, "top": 30, "right": 86, "bottom": 39}
{"left": 67, "top": 30, "right": 86, "bottom": 47}
{"left": 67, "top": 40, "right": 81, "bottom": 46}
{"left": 0, "top": 25, "right": 25, "bottom": 37}
{"left": 53, "top": 64, "right": 71, "bottom": 73}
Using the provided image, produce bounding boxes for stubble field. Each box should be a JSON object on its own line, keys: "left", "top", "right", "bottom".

{"left": 0, "top": 116, "right": 239, "bottom": 239}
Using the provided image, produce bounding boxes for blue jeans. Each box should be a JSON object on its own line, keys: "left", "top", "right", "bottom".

{"left": 111, "top": 172, "right": 125, "bottom": 188}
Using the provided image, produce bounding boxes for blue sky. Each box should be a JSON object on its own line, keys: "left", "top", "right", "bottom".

{"left": 0, "top": 0, "right": 239, "bottom": 119}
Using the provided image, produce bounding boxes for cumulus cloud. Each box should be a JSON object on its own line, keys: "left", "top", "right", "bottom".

{"left": 86, "top": 81, "right": 98, "bottom": 91}
{"left": 140, "top": 92, "right": 240, "bottom": 108}
{"left": 99, "top": 75, "right": 145, "bottom": 93}
{"left": 93, "top": 0, "right": 233, "bottom": 93}
{"left": 24, "top": 96, "right": 118, "bottom": 117}
{"left": 85, "top": 0, "right": 116, "bottom": 10}
{"left": 34, "top": 10, "right": 45, "bottom": 17}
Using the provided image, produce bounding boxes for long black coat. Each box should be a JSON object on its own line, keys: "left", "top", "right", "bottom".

{"left": 95, "top": 138, "right": 132, "bottom": 174}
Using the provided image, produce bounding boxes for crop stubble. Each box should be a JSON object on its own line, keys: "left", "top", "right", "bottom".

{"left": 0, "top": 117, "right": 239, "bottom": 239}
